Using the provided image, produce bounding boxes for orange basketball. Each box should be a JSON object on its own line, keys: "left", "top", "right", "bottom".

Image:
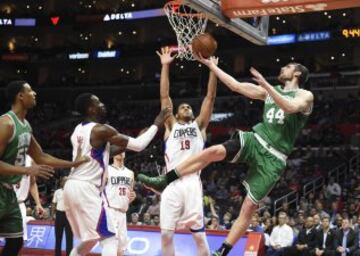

{"left": 191, "top": 33, "right": 218, "bottom": 59}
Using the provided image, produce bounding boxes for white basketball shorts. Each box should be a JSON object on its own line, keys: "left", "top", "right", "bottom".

{"left": 63, "top": 179, "right": 116, "bottom": 242}
{"left": 106, "top": 207, "right": 129, "bottom": 252}
{"left": 160, "top": 174, "right": 204, "bottom": 232}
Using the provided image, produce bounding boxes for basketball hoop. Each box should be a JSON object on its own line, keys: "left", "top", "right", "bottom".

{"left": 164, "top": 0, "right": 208, "bottom": 61}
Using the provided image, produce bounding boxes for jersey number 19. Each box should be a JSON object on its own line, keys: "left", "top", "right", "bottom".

{"left": 180, "top": 140, "right": 191, "bottom": 150}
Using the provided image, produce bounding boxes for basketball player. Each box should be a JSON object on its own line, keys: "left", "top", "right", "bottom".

{"left": 14, "top": 155, "right": 44, "bottom": 241}
{"left": 139, "top": 58, "right": 314, "bottom": 256}
{"left": 0, "top": 80, "right": 89, "bottom": 256}
{"left": 103, "top": 152, "right": 136, "bottom": 256}
{"left": 64, "top": 93, "right": 170, "bottom": 256}
{"left": 155, "top": 47, "right": 217, "bottom": 256}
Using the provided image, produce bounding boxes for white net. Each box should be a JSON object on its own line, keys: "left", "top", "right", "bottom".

{"left": 164, "top": 1, "right": 208, "bottom": 61}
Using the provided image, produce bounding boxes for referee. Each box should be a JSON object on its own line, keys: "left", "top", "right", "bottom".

{"left": 52, "top": 177, "right": 73, "bottom": 256}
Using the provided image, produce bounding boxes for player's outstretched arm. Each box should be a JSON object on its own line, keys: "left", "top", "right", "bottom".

{"left": 250, "top": 67, "right": 314, "bottom": 114}
{"left": 28, "top": 135, "right": 89, "bottom": 169}
{"left": 129, "top": 171, "right": 136, "bottom": 203}
{"left": 196, "top": 57, "right": 218, "bottom": 131}
{"left": 195, "top": 55, "right": 267, "bottom": 101}
{"left": 30, "top": 176, "right": 45, "bottom": 217}
{"left": 157, "top": 47, "right": 176, "bottom": 129}
{"left": 96, "top": 107, "right": 172, "bottom": 153}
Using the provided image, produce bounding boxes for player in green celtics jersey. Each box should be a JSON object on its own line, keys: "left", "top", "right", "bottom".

{"left": 0, "top": 81, "right": 88, "bottom": 256}
{"left": 138, "top": 56, "right": 314, "bottom": 256}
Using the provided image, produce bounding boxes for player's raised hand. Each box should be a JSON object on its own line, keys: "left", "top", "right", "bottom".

{"left": 209, "top": 56, "right": 219, "bottom": 66}
{"left": 27, "top": 165, "right": 54, "bottom": 179}
{"left": 194, "top": 53, "right": 218, "bottom": 68}
{"left": 250, "top": 67, "right": 269, "bottom": 88}
{"left": 153, "top": 107, "right": 172, "bottom": 127}
{"left": 156, "top": 46, "right": 177, "bottom": 65}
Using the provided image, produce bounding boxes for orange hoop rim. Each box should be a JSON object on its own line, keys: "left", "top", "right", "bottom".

{"left": 164, "top": 0, "right": 207, "bottom": 18}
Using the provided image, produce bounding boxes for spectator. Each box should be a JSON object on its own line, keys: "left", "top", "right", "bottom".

{"left": 353, "top": 215, "right": 360, "bottom": 234}
{"left": 153, "top": 215, "right": 160, "bottom": 226}
{"left": 143, "top": 212, "right": 153, "bottom": 225}
{"left": 314, "top": 216, "right": 337, "bottom": 256}
{"left": 335, "top": 215, "right": 344, "bottom": 231}
{"left": 315, "top": 201, "right": 330, "bottom": 218}
{"left": 130, "top": 213, "right": 142, "bottom": 225}
{"left": 289, "top": 217, "right": 300, "bottom": 236}
{"left": 352, "top": 231, "right": 360, "bottom": 256}
{"left": 263, "top": 218, "right": 274, "bottom": 247}
{"left": 330, "top": 201, "right": 340, "bottom": 227}
{"left": 314, "top": 214, "right": 322, "bottom": 230}
{"left": 326, "top": 178, "right": 342, "bottom": 199}
{"left": 248, "top": 214, "right": 264, "bottom": 233}
{"left": 267, "top": 212, "right": 294, "bottom": 256}
{"left": 221, "top": 212, "right": 233, "bottom": 230}
{"left": 283, "top": 216, "right": 317, "bottom": 256}
{"left": 207, "top": 216, "right": 221, "bottom": 230}
{"left": 52, "top": 177, "right": 73, "bottom": 256}
{"left": 146, "top": 196, "right": 160, "bottom": 217}
{"left": 336, "top": 218, "right": 358, "bottom": 256}
{"left": 263, "top": 218, "right": 274, "bottom": 235}
{"left": 295, "top": 212, "right": 306, "bottom": 231}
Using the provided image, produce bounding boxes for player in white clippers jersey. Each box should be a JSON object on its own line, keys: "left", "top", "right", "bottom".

{"left": 14, "top": 155, "right": 44, "bottom": 241}
{"left": 64, "top": 93, "right": 170, "bottom": 256}
{"left": 156, "top": 47, "right": 218, "bottom": 256}
{"left": 103, "top": 152, "right": 135, "bottom": 256}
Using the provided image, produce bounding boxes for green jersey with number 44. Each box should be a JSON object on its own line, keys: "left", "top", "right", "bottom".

{"left": 253, "top": 85, "right": 310, "bottom": 156}
{"left": 0, "top": 111, "right": 32, "bottom": 184}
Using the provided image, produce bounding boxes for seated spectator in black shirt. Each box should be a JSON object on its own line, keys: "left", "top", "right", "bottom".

{"left": 283, "top": 216, "right": 317, "bottom": 256}
{"left": 313, "top": 216, "right": 337, "bottom": 256}
{"left": 336, "top": 218, "right": 358, "bottom": 256}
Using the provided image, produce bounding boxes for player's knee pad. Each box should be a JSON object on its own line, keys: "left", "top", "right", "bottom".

{"left": 100, "top": 236, "right": 118, "bottom": 256}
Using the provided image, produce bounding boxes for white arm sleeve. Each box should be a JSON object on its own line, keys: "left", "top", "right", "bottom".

{"left": 126, "top": 125, "right": 158, "bottom": 152}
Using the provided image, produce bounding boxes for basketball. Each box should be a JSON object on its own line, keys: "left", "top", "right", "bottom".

{"left": 191, "top": 33, "right": 218, "bottom": 58}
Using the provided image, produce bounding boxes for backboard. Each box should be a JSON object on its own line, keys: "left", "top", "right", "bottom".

{"left": 181, "top": 0, "right": 270, "bottom": 45}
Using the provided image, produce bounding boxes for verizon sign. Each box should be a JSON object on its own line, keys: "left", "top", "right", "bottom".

{"left": 221, "top": 0, "right": 360, "bottom": 18}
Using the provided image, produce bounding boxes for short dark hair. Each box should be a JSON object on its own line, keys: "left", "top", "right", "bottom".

{"left": 75, "top": 93, "right": 93, "bottom": 116}
{"left": 291, "top": 63, "right": 309, "bottom": 86}
{"left": 321, "top": 216, "right": 330, "bottom": 221}
{"left": 6, "top": 80, "right": 27, "bottom": 105}
{"left": 177, "top": 102, "right": 191, "bottom": 112}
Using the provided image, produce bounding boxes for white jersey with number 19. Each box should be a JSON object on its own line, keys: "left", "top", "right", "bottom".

{"left": 164, "top": 121, "right": 204, "bottom": 173}
{"left": 161, "top": 121, "right": 206, "bottom": 231}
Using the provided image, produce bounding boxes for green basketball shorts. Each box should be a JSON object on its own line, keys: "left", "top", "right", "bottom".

{"left": 222, "top": 131, "right": 286, "bottom": 204}
{"left": 0, "top": 183, "right": 23, "bottom": 238}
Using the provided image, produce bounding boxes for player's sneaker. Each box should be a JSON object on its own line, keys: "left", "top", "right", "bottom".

{"left": 137, "top": 174, "right": 168, "bottom": 192}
